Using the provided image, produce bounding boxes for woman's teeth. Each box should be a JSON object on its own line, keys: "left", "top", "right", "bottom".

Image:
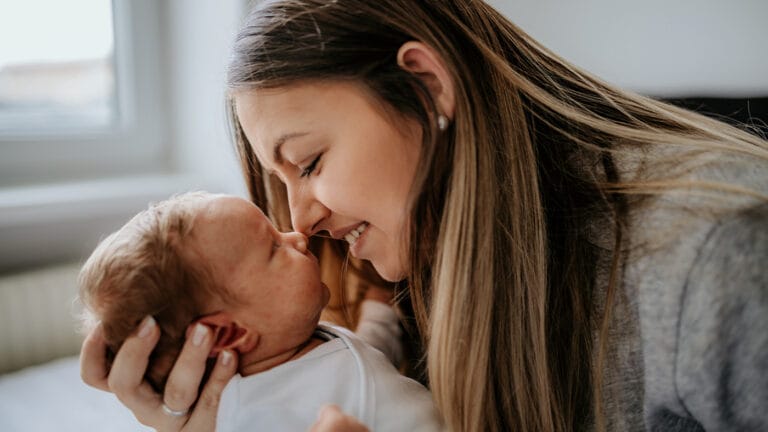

{"left": 344, "top": 222, "right": 368, "bottom": 246}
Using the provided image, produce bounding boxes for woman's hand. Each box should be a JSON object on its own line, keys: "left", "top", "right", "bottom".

{"left": 79, "top": 316, "right": 238, "bottom": 431}
{"left": 309, "top": 405, "right": 370, "bottom": 432}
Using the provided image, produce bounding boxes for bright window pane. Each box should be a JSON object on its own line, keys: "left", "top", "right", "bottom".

{"left": 0, "top": 0, "right": 115, "bottom": 132}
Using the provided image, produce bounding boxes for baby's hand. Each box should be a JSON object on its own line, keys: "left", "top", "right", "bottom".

{"left": 309, "top": 405, "right": 369, "bottom": 432}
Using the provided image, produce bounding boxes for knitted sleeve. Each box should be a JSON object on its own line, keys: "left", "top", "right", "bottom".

{"left": 676, "top": 203, "right": 768, "bottom": 431}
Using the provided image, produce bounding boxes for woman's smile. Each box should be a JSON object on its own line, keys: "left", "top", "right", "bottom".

{"left": 345, "top": 222, "right": 369, "bottom": 257}
{"left": 234, "top": 81, "right": 422, "bottom": 281}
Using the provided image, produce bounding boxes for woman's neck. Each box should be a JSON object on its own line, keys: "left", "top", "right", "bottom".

{"left": 238, "top": 335, "right": 326, "bottom": 376}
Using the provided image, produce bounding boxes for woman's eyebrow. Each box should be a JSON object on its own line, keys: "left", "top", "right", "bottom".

{"left": 272, "top": 131, "right": 310, "bottom": 164}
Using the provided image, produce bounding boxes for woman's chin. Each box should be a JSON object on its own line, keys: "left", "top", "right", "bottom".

{"left": 371, "top": 259, "right": 406, "bottom": 283}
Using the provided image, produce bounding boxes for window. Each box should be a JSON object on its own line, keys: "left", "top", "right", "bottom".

{"left": 0, "top": 0, "right": 178, "bottom": 271}
{"left": 0, "top": 0, "right": 168, "bottom": 187}
{"left": 0, "top": 1, "right": 115, "bottom": 133}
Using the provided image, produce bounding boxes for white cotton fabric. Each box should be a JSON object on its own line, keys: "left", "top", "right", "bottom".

{"left": 216, "top": 323, "right": 443, "bottom": 432}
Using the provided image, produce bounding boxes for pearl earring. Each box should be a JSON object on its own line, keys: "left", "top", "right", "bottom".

{"left": 437, "top": 114, "right": 449, "bottom": 131}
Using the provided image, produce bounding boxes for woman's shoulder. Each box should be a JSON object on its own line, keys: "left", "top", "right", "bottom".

{"left": 668, "top": 202, "right": 768, "bottom": 428}
{"left": 627, "top": 181, "right": 767, "bottom": 314}
{"left": 681, "top": 201, "right": 768, "bottom": 303}
{"left": 629, "top": 149, "right": 767, "bottom": 251}
{"left": 628, "top": 197, "right": 768, "bottom": 429}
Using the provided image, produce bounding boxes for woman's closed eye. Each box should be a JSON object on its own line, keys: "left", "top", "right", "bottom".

{"left": 300, "top": 154, "right": 321, "bottom": 178}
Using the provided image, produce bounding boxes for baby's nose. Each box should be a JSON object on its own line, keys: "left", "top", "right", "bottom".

{"left": 283, "top": 231, "right": 308, "bottom": 254}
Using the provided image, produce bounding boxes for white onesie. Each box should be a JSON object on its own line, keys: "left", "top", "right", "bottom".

{"left": 216, "top": 323, "right": 443, "bottom": 431}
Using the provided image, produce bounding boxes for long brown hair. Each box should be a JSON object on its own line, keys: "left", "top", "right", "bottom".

{"left": 225, "top": 1, "right": 768, "bottom": 431}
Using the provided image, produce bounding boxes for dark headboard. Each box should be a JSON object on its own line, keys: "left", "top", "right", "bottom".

{"left": 665, "top": 97, "right": 768, "bottom": 137}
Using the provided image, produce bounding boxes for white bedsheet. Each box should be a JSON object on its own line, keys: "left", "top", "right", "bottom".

{"left": 0, "top": 356, "right": 151, "bottom": 431}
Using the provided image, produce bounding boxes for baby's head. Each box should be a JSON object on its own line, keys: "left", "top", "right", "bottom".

{"left": 79, "top": 191, "right": 329, "bottom": 390}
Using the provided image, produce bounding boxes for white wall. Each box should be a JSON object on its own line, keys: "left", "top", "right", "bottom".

{"left": 486, "top": 0, "right": 768, "bottom": 97}
{"left": 164, "top": 0, "right": 248, "bottom": 197}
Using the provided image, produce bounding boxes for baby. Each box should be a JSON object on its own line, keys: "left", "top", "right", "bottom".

{"left": 78, "top": 191, "right": 442, "bottom": 431}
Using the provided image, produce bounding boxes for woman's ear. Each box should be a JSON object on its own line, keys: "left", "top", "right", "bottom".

{"left": 397, "top": 41, "right": 455, "bottom": 119}
{"left": 193, "top": 312, "right": 259, "bottom": 357}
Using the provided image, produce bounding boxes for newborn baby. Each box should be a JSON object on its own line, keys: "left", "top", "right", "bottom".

{"left": 79, "top": 191, "right": 443, "bottom": 431}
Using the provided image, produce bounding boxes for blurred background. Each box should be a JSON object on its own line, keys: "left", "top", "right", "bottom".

{"left": 0, "top": 0, "right": 766, "bottom": 373}
{"left": 0, "top": 0, "right": 248, "bottom": 375}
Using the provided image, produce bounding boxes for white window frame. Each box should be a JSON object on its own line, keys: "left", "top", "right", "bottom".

{"left": 0, "top": 0, "right": 168, "bottom": 186}
{"left": 0, "top": 0, "right": 181, "bottom": 271}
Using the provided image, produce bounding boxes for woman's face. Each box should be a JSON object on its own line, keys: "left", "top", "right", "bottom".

{"left": 235, "top": 81, "right": 422, "bottom": 281}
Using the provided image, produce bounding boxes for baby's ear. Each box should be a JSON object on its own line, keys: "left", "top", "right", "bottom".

{"left": 193, "top": 312, "right": 259, "bottom": 356}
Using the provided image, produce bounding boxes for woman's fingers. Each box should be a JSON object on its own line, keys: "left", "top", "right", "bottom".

{"left": 80, "top": 317, "right": 236, "bottom": 431}
{"left": 80, "top": 322, "right": 110, "bottom": 391}
{"left": 310, "top": 405, "right": 370, "bottom": 432}
{"left": 107, "top": 316, "right": 164, "bottom": 421}
{"left": 162, "top": 323, "right": 214, "bottom": 412}
{"left": 185, "top": 350, "right": 238, "bottom": 431}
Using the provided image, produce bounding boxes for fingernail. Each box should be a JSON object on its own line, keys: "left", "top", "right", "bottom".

{"left": 192, "top": 323, "right": 209, "bottom": 346}
{"left": 221, "top": 350, "right": 233, "bottom": 366}
{"left": 138, "top": 316, "right": 156, "bottom": 338}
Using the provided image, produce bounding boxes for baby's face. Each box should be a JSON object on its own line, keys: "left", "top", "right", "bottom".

{"left": 191, "top": 196, "right": 330, "bottom": 351}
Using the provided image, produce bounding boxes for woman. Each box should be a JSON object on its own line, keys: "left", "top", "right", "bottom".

{"left": 80, "top": 1, "right": 768, "bottom": 431}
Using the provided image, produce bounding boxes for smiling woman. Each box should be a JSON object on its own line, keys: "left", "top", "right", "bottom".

{"left": 234, "top": 81, "right": 422, "bottom": 281}
{"left": 76, "top": 1, "right": 768, "bottom": 431}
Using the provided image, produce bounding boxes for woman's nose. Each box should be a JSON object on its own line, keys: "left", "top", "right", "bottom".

{"left": 286, "top": 183, "right": 328, "bottom": 236}
{"left": 281, "top": 231, "right": 308, "bottom": 254}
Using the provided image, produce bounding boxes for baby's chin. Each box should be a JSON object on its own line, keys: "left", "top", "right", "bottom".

{"left": 320, "top": 282, "right": 331, "bottom": 307}
{"left": 313, "top": 283, "right": 330, "bottom": 325}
